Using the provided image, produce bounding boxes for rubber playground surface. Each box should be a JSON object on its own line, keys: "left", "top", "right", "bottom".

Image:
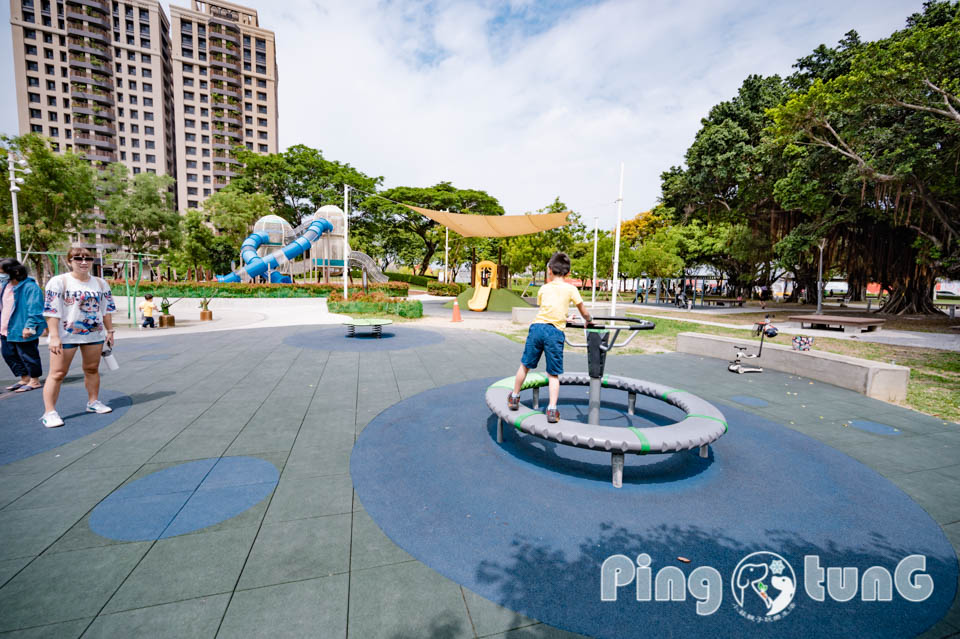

{"left": 0, "top": 324, "right": 958, "bottom": 638}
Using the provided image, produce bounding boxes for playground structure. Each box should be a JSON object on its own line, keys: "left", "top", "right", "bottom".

{"left": 216, "top": 206, "right": 386, "bottom": 285}
{"left": 486, "top": 316, "right": 728, "bottom": 487}
{"left": 468, "top": 260, "right": 498, "bottom": 311}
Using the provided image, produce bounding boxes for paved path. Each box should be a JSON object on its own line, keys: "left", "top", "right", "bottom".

{"left": 1, "top": 325, "right": 958, "bottom": 638}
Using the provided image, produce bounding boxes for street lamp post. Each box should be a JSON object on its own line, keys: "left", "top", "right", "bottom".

{"left": 7, "top": 154, "right": 32, "bottom": 263}
{"left": 816, "top": 238, "right": 826, "bottom": 315}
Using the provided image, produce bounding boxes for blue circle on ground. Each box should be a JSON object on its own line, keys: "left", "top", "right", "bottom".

{"left": 351, "top": 378, "right": 957, "bottom": 639}
{"left": 729, "top": 395, "right": 770, "bottom": 408}
{"left": 0, "top": 387, "right": 132, "bottom": 466}
{"left": 848, "top": 420, "right": 901, "bottom": 436}
{"left": 283, "top": 325, "right": 444, "bottom": 351}
{"left": 89, "top": 456, "right": 279, "bottom": 541}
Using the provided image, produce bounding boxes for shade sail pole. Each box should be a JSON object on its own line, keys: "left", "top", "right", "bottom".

{"left": 445, "top": 226, "right": 449, "bottom": 284}
{"left": 344, "top": 185, "right": 350, "bottom": 300}
{"left": 591, "top": 217, "right": 598, "bottom": 306}
{"left": 611, "top": 162, "right": 624, "bottom": 319}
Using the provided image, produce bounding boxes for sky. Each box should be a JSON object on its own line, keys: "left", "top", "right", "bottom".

{"left": 0, "top": 0, "right": 925, "bottom": 229}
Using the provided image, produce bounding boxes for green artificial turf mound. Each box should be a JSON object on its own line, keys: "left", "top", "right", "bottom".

{"left": 444, "top": 287, "right": 532, "bottom": 312}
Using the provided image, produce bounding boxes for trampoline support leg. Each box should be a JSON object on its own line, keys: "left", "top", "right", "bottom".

{"left": 627, "top": 392, "right": 636, "bottom": 416}
{"left": 699, "top": 444, "right": 708, "bottom": 459}
{"left": 612, "top": 452, "right": 624, "bottom": 488}
{"left": 532, "top": 388, "right": 540, "bottom": 410}
{"left": 497, "top": 417, "right": 503, "bottom": 443}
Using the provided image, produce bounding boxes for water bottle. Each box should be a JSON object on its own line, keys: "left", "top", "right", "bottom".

{"left": 101, "top": 345, "right": 120, "bottom": 371}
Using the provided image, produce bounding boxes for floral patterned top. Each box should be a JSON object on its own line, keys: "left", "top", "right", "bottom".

{"left": 43, "top": 274, "right": 116, "bottom": 344}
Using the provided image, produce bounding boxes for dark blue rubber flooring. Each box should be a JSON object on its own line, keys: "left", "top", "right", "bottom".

{"left": 849, "top": 420, "right": 902, "bottom": 436}
{"left": 0, "top": 387, "right": 132, "bottom": 466}
{"left": 90, "top": 456, "right": 279, "bottom": 541}
{"left": 282, "top": 326, "right": 444, "bottom": 351}
{"left": 351, "top": 378, "right": 957, "bottom": 639}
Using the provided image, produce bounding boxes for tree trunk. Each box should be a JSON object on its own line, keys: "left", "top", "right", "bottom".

{"left": 880, "top": 268, "right": 943, "bottom": 315}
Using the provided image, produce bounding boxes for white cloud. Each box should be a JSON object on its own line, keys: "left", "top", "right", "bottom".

{"left": 0, "top": 0, "right": 924, "bottom": 228}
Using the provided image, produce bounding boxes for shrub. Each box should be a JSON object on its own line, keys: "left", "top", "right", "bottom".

{"left": 427, "top": 281, "right": 463, "bottom": 296}
{"left": 108, "top": 280, "right": 409, "bottom": 298}
{"left": 385, "top": 271, "right": 438, "bottom": 287}
{"left": 328, "top": 290, "right": 423, "bottom": 318}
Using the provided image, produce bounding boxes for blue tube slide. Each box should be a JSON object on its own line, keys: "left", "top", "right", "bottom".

{"left": 216, "top": 218, "right": 334, "bottom": 283}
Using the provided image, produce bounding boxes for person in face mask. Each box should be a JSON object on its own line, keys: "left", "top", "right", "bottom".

{"left": 0, "top": 258, "right": 46, "bottom": 392}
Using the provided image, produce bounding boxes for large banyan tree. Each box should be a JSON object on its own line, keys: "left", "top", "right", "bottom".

{"left": 662, "top": 1, "right": 959, "bottom": 315}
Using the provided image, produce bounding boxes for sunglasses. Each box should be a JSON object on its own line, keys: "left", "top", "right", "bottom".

{"left": 72, "top": 256, "right": 95, "bottom": 262}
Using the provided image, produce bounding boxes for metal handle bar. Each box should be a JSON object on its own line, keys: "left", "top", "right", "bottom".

{"left": 565, "top": 317, "right": 656, "bottom": 350}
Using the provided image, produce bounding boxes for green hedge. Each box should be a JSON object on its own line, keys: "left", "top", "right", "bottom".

{"left": 109, "top": 280, "right": 409, "bottom": 298}
{"left": 328, "top": 299, "right": 423, "bottom": 318}
{"left": 385, "top": 271, "right": 438, "bottom": 287}
{"left": 427, "top": 281, "right": 464, "bottom": 296}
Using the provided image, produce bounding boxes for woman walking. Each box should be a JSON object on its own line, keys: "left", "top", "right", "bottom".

{"left": 0, "top": 258, "right": 45, "bottom": 393}
{"left": 40, "top": 247, "right": 116, "bottom": 428}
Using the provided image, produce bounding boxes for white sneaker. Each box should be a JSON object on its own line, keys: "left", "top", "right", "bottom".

{"left": 86, "top": 400, "right": 113, "bottom": 414}
{"left": 41, "top": 411, "right": 64, "bottom": 428}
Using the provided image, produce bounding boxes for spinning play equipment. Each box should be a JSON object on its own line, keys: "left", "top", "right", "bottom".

{"left": 727, "top": 315, "right": 779, "bottom": 374}
{"left": 486, "top": 317, "right": 728, "bottom": 487}
{"left": 468, "top": 260, "right": 498, "bottom": 311}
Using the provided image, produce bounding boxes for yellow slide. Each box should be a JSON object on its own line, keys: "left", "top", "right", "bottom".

{"left": 468, "top": 284, "right": 492, "bottom": 311}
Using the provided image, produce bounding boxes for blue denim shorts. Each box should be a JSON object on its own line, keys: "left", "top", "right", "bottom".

{"left": 63, "top": 341, "right": 104, "bottom": 349}
{"left": 521, "top": 323, "right": 565, "bottom": 376}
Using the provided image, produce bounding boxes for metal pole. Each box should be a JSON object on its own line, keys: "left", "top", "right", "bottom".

{"left": 591, "top": 217, "right": 598, "bottom": 305}
{"left": 343, "top": 186, "right": 350, "bottom": 300}
{"left": 444, "top": 226, "right": 449, "bottom": 284}
{"left": 8, "top": 156, "right": 23, "bottom": 262}
{"left": 817, "top": 239, "right": 825, "bottom": 314}
{"left": 611, "top": 162, "right": 624, "bottom": 319}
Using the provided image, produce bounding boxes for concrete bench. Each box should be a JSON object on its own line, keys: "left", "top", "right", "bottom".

{"left": 675, "top": 332, "right": 909, "bottom": 402}
{"left": 788, "top": 314, "right": 885, "bottom": 334}
{"left": 703, "top": 298, "right": 745, "bottom": 307}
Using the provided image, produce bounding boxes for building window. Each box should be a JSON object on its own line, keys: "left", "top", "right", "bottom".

{"left": 244, "top": 89, "right": 252, "bottom": 98}
{"left": 187, "top": 187, "right": 198, "bottom": 195}
{"left": 26, "top": 61, "right": 38, "bottom": 71}
{"left": 257, "top": 79, "right": 266, "bottom": 88}
{"left": 243, "top": 62, "right": 251, "bottom": 71}
{"left": 25, "top": 44, "right": 37, "bottom": 56}
{"left": 185, "top": 133, "right": 196, "bottom": 141}
{"left": 187, "top": 173, "right": 197, "bottom": 182}
{"left": 144, "top": 112, "right": 153, "bottom": 121}
{"left": 46, "top": 95, "right": 55, "bottom": 106}
{"left": 184, "top": 77, "right": 194, "bottom": 87}
{"left": 130, "top": 109, "right": 138, "bottom": 119}
{"left": 255, "top": 52, "right": 265, "bottom": 64}
{"left": 30, "top": 124, "right": 43, "bottom": 132}
{"left": 245, "top": 103, "right": 252, "bottom": 111}
{"left": 29, "top": 108, "right": 41, "bottom": 119}
{"left": 142, "top": 53, "right": 150, "bottom": 62}
{"left": 244, "top": 77, "right": 251, "bottom": 85}
{"left": 24, "top": 28, "right": 36, "bottom": 39}
{"left": 132, "top": 153, "right": 140, "bottom": 161}
{"left": 128, "top": 80, "right": 137, "bottom": 90}
{"left": 146, "top": 154, "right": 155, "bottom": 163}
{"left": 129, "top": 95, "right": 138, "bottom": 104}
{"left": 183, "top": 91, "right": 194, "bottom": 101}
{"left": 128, "top": 65, "right": 137, "bottom": 75}
{"left": 245, "top": 129, "right": 252, "bottom": 137}
{"left": 257, "top": 118, "right": 267, "bottom": 126}
{"left": 257, "top": 105, "right": 267, "bottom": 114}
{"left": 143, "top": 97, "right": 153, "bottom": 107}
{"left": 202, "top": 161, "right": 210, "bottom": 170}
{"left": 28, "top": 92, "right": 40, "bottom": 103}
{"left": 49, "top": 126, "right": 58, "bottom": 136}
{"left": 181, "top": 20, "right": 192, "bottom": 32}
{"left": 183, "top": 63, "right": 193, "bottom": 73}
{"left": 131, "top": 124, "right": 139, "bottom": 133}
{"left": 131, "top": 138, "right": 140, "bottom": 148}
{"left": 133, "top": 167, "right": 141, "bottom": 174}
{"left": 256, "top": 91, "right": 266, "bottom": 101}
{"left": 188, "top": 199, "right": 198, "bottom": 208}
{"left": 27, "top": 76, "right": 39, "bottom": 86}
{"left": 182, "top": 47, "right": 193, "bottom": 58}
{"left": 48, "top": 111, "right": 57, "bottom": 121}
{"left": 184, "top": 105, "right": 195, "bottom": 114}
{"left": 144, "top": 126, "right": 154, "bottom": 135}
{"left": 258, "top": 144, "right": 268, "bottom": 152}
{"left": 186, "top": 146, "right": 196, "bottom": 155}
{"left": 142, "top": 68, "right": 151, "bottom": 78}
{"left": 256, "top": 65, "right": 266, "bottom": 74}
{"left": 186, "top": 160, "right": 197, "bottom": 168}
{"left": 184, "top": 119, "right": 195, "bottom": 128}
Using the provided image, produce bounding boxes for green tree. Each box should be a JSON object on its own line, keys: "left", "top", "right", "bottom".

{"left": 169, "top": 210, "right": 216, "bottom": 276}
{"left": 201, "top": 189, "right": 272, "bottom": 245}
{"left": 100, "top": 164, "right": 179, "bottom": 256}
{"left": 228, "top": 144, "right": 382, "bottom": 226}
{"left": 0, "top": 134, "right": 97, "bottom": 280}
{"left": 503, "top": 199, "right": 586, "bottom": 284}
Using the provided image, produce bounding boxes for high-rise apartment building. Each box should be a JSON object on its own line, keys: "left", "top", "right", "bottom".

{"left": 9, "top": 0, "right": 278, "bottom": 221}
{"left": 10, "top": 0, "right": 176, "bottom": 177}
{"left": 169, "top": 1, "right": 279, "bottom": 211}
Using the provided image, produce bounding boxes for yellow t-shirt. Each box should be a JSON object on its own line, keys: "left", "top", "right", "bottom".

{"left": 139, "top": 301, "right": 156, "bottom": 318}
{"left": 534, "top": 280, "right": 584, "bottom": 330}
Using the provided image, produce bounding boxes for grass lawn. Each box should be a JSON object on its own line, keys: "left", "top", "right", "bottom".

{"left": 490, "top": 314, "right": 960, "bottom": 423}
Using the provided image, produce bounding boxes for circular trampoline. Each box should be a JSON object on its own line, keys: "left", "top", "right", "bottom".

{"left": 351, "top": 377, "right": 958, "bottom": 639}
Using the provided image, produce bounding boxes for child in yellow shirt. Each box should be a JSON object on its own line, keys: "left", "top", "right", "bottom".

{"left": 508, "top": 252, "right": 592, "bottom": 423}
{"left": 139, "top": 294, "right": 158, "bottom": 329}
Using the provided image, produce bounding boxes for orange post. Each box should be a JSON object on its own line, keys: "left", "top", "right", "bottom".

{"left": 451, "top": 300, "right": 463, "bottom": 322}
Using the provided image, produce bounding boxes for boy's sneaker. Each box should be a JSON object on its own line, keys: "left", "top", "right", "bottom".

{"left": 546, "top": 408, "right": 560, "bottom": 423}
{"left": 507, "top": 393, "right": 520, "bottom": 411}
{"left": 41, "top": 411, "right": 64, "bottom": 428}
{"left": 86, "top": 400, "right": 113, "bottom": 414}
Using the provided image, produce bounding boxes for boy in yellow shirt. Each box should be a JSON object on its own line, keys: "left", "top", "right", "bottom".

{"left": 508, "top": 252, "right": 592, "bottom": 423}
{"left": 138, "top": 294, "right": 158, "bottom": 329}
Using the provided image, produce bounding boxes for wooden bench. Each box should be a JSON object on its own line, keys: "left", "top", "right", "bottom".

{"left": 343, "top": 318, "right": 393, "bottom": 338}
{"left": 787, "top": 314, "right": 885, "bottom": 334}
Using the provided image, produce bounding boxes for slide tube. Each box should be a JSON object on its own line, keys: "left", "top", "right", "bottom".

{"left": 217, "top": 218, "right": 334, "bottom": 283}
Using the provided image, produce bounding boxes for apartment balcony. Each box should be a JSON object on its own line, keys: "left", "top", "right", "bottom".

{"left": 207, "top": 27, "right": 240, "bottom": 45}
{"left": 82, "top": 149, "right": 118, "bottom": 163}
{"left": 65, "top": 11, "right": 110, "bottom": 29}
{"left": 210, "top": 71, "right": 241, "bottom": 87}
{"left": 71, "top": 90, "right": 115, "bottom": 106}
{"left": 73, "top": 105, "right": 116, "bottom": 121}
{"left": 209, "top": 57, "right": 240, "bottom": 72}
{"left": 69, "top": 70, "right": 112, "bottom": 90}
{"left": 210, "top": 86, "right": 241, "bottom": 100}
{"left": 67, "top": 25, "right": 111, "bottom": 45}
{"left": 73, "top": 119, "right": 116, "bottom": 135}
{"left": 70, "top": 0, "right": 109, "bottom": 14}
{"left": 209, "top": 17, "right": 241, "bottom": 32}
{"left": 74, "top": 132, "right": 117, "bottom": 150}
{"left": 209, "top": 43, "right": 239, "bottom": 56}
{"left": 68, "top": 57, "right": 111, "bottom": 74}
{"left": 212, "top": 154, "right": 240, "bottom": 163}
{"left": 212, "top": 142, "right": 235, "bottom": 150}
{"left": 212, "top": 114, "right": 242, "bottom": 126}
{"left": 211, "top": 100, "right": 241, "bottom": 112}
{"left": 212, "top": 169, "right": 239, "bottom": 178}
{"left": 68, "top": 40, "right": 112, "bottom": 61}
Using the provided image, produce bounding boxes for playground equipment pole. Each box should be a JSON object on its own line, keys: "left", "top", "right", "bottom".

{"left": 343, "top": 185, "right": 350, "bottom": 300}
{"left": 445, "top": 226, "right": 449, "bottom": 284}
{"left": 611, "top": 162, "right": 624, "bottom": 319}
{"left": 591, "top": 217, "right": 598, "bottom": 305}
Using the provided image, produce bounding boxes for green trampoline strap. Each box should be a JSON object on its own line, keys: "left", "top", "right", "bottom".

{"left": 602, "top": 375, "right": 609, "bottom": 386}
{"left": 513, "top": 410, "right": 540, "bottom": 430}
{"left": 661, "top": 389, "right": 683, "bottom": 400}
{"left": 627, "top": 427, "right": 651, "bottom": 453}
{"left": 688, "top": 414, "right": 728, "bottom": 432}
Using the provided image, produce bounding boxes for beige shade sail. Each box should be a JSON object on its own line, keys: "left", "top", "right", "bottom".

{"left": 403, "top": 205, "right": 572, "bottom": 238}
